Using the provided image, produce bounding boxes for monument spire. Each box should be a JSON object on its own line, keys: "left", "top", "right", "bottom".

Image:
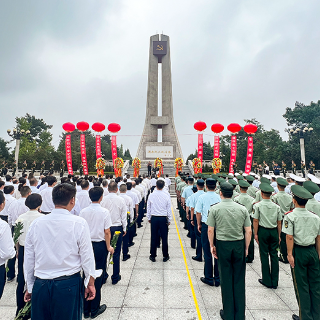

{"left": 136, "top": 34, "right": 183, "bottom": 160}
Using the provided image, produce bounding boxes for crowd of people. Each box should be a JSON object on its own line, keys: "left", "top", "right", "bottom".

{"left": 1, "top": 166, "right": 320, "bottom": 320}
{"left": 176, "top": 170, "right": 320, "bottom": 320}
{"left": 0, "top": 170, "right": 173, "bottom": 319}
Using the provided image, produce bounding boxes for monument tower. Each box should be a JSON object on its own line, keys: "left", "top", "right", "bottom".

{"left": 136, "top": 34, "right": 183, "bottom": 160}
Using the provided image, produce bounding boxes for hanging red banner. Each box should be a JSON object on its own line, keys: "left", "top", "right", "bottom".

{"left": 245, "top": 136, "right": 254, "bottom": 174}
{"left": 96, "top": 135, "right": 102, "bottom": 159}
{"left": 229, "top": 135, "right": 237, "bottom": 174}
{"left": 65, "top": 135, "right": 73, "bottom": 175}
{"left": 198, "top": 133, "right": 203, "bottom": 173}
{"left": 80, "top": 134, "right": 89, "bottom": 175}
{"left": 111, "top": 135, "right": 117, "bottom": 164}
{"left": 214, "top": 136, "right": 220, "bottom": 158}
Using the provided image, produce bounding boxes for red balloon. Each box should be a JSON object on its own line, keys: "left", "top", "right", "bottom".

{"left": 92, "top": 122, "right": 106, "bottom": 132}
{"left": 76, "top": 121, "right": 89, "bottom": 132}
{"left": 211, "top": 123, "right": 224, "bottom": 134}
{"left": 227, "top": 123, "right": 242, "bottom": 133}
{"left": 62, "top": 122, "right": 75, "bottom": 133}
{"left": 244, "top": 123, "right": 258, "bottom": 134}
{"left": 108, "top": 123, "right": 121, "bottom": 133}
{"left": 194, "top": 121, "right": 207, "bottom": 132}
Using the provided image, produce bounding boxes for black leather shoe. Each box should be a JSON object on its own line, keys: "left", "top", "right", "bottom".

{"left": 220, "top": 309, "right": 225, "bottom": 320}
{"left": 91, "top": 304, "right": 107, "bottom": 318}
{"left": 214, "top": 281, "right": 220, "bottom": 287}
{"left": 7, "top": 277, "right": 15, "bottom": 283}
{"left": 200, "top": 277, "right": 214, "bottom": 286}
{"left": 258, "top": 279, "right": 272, "bottom": 288}
{"left": 191, "top": 245, "right": 196, "bottom": 249}
{"left": 192, "top": 256, "right": 202, "bottom": 262}
{"left": 112, "top": 275, "right": 121, "bottom": 285}
{"left": 149, "top": 256, "right": 156, "bottom": 262}
{"left": 123, "top": 255, "right": 131, "bottom": 261}
{"left": 246, "top": 258, "right": 253, "bottom": 263}
{"left": 128, "top": 242, "right": 135, "bottom": 247}
{"left": 292, "top": 314, "right": 300, "bottom": 320}
{"left": 137, "top": 225, "right": 143, "bottom": 228}
{"left": 163, "top": 256, "right": 170, "bottom": 262}
{"left": 273, "top": 286, "right": 277, "bottom": 289}
{"left": 84, "top": 314, "right": 90, "bottom": 319}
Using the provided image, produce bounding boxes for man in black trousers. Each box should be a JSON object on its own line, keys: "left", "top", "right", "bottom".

{"left": 147, "top": 180, "right": 172, "bottom": 262}
{"left": 24, "top": 183, "right": 97, "bottom": 320}
{"left": 80, "top": 187, "right": 114, "bottom": 318}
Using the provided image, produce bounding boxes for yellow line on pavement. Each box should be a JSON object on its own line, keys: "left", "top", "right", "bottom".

{"left": 171, "top": 207, "right": 202, "bottom": 320}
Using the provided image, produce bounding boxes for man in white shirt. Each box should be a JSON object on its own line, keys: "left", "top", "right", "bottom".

{"left": 15, "top": 193, "right": 44, "bottom": 315}
{"left": 101, "top": 182, "right": 127, "bottom": 285}
{"left": 39, "top": 176, "right": 57, "bottom": 214}
{"left": 80, "top": 187, "right": 114, "bottom": 319}
{"left": 126, "top": 182, "right": 139, "bottom": 246}
{"left": 147, "top": 179, "right": 172, "bottom": 262}
{"left": 24, "top": 183, "right": 98, "bottom": 320}
{"left": 102, "top": 179, "right": 109, "bottom": 197}
{"left": 165, "top": 174, "right": 171, "bottom": 188}
{"left": 77, "top": 180, "right": 91, "bottom": 211}
{"left": 0, "top": 191, "right": 16, "bottom": 300}
{"left": 119, "top": 184, "right": 134, "bottom": 261}
{"left": 4, "top": 175, "right": 13, "bottom": 186}
{"left": 150, "top": 174, "right": 157, "bottom": 192}
{"left": 135, "top": 179, "right": 145, "bottom": 228}
{"left": 7, "top": 186, "right": 31, "bottom": 282}
{"left": 0, "top": 186, "right": 16, "bottom": 222}
{"left": 29, "top": 177, "right": 39, "bottom": 194}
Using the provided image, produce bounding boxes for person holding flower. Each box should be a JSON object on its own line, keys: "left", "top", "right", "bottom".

{"left": 101, "top": 181, "right": 127, "bottom": 285}
{"left": 80, "top": 187, "right": 114, "bottom": 319}
{"left": 24, "top": 183, "right": 99, "bottom": 320}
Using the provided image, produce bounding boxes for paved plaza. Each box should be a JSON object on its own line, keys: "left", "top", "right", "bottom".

{"left": 0, "top": 198, "right": 299, "bottom": 320}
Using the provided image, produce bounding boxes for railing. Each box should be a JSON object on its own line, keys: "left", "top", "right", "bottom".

{"left": 187, "top": 160, "right": 194, "bottom": 175}
{"left": 123, "top": 160, "right": 130, "bottom": 174}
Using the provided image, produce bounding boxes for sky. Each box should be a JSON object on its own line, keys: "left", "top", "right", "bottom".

{"left": 1, "top": 0, "right": 320, "bottom": 160}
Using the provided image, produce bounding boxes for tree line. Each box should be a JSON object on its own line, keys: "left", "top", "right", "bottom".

{"left": 0, "top": 114, "right": 132, "bottom": 172}
{"left": 186, "top": 100, "right": 320, "bottom": 172}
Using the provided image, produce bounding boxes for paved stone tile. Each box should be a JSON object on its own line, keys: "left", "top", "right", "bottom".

{"left": 250, "top": 309, "right": 295, "bottom": 320}
{"left": 123, "top": 285, "right": 163, "bottom": 309}
{"left": 119, "top": 307, "right": 163, "bottom": 320}
{"left": 129, "top": 269, "right": 164, "bottom": 286}
{"left": 164, "top": 269, "right": 190, "bottom": 286}
{"left": 0, "top": 306, "right": 16, "bottom": 320}
{"left": 164, "top": 308, "right": 199, "bottom": 320}
{"left": 100, "top": 285, "right": 127, "bottom": 307}
{"left": 164, "top": 285, "right": 195, "bottom": 308}
{"left": 275, "top": 287, "right": 298, "bottom": 311}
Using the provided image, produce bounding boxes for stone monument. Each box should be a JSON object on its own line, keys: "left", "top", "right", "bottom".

{"left": 136, "top": 34, "right": 183, "bottom": 160}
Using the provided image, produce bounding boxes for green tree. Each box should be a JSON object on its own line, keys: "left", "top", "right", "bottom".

{"left": 14, "top": 114, "right": 54, "bottom": 168}
{"left": 0, "top": 138, "right": 11, "bottom": 161}
{"left": 283, "top": 100, "right": 320, "bottom": 169}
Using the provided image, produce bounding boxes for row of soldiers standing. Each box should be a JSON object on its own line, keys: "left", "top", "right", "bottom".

{"left": 1, "top": 160, "right": 65, "bottom": 177}
{"left": 251, "top": 160, "right": 316, "bottom": 176}
{"left": 175, "top": 171, "right": 320, "bottom": 320}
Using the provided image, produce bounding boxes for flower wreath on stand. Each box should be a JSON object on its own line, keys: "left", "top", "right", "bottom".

{"left": 114, "top": 157, "right": 124, "bottom": 178}
{"left": 95, "top": 157, "right": 106, "bottom": 177}
{"left": 154, "top": 157, "right": 163, "bottom": 178}
{"left": 212, "top": 158, "right": 222, "bottom": 174}
{"left": 174, "top": 157, "right": 184, "bottom": 177}
{"left": 132, "top": 157, "right": 141, "bottom": 178}
{"left": 192, "top": 158, "right": 202, "bottom": 174}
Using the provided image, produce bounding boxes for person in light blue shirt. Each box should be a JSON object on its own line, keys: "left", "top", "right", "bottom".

{"left": 186, "top": 185, "right": 197, "bottom": 249}
{"left": 181, "top": 177, "right": 194, "bottom": 231}
{"left": 189, "top": 179, "right": 205, "bottom": 261}
{"left": 195, "top": 178, "right": 221, "bottom": 287}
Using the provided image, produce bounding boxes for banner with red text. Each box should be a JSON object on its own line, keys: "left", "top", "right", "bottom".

{"left": 65, "top": 135, "right": 73, "bottom": 175}
{"left": 229, "top": 135, "right": 237, "bottom": 174}
{"left": 96, "top": 135, "right": 102, "bottom": 159}
{"left": 80, "top": 134, "right": 89, "bottom": 175}
{"left": 214, "top": 136, "right": 220, "bottom": 158}
{"left": 245, "top": 136, "right": 254, "bottom": 174}
{"left": 111, "top": 135, "right": 117, "bottom": 163}
{"left": 198, "top": 133, "right": 203, "bottom": 173}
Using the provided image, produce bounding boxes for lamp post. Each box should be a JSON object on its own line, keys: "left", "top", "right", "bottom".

{"left": 7, "top": 128, "right": 30, "bottom": 175}
{"left": 289, "top": 123, "right": 313, "bottom": 176}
